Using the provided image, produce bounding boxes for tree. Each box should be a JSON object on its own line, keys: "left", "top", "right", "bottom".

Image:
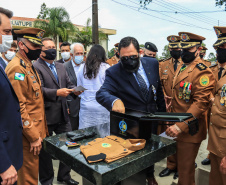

{"left": 34, "top": 6, "right": 75, "bottom": 48}
{"left": 108, "top": 48, "right": 115, "bottom": 59}
{"left": 216, "top": 0, "right": 226, "bottom": 9}
{"left": 208, "top": 52, "right": 217, "bottom": 62}
{"left": 160, "top": 45, "right": 170, "bottom": 59}
{"left": 71, "top": 18, "right": 107, "bottom": 51}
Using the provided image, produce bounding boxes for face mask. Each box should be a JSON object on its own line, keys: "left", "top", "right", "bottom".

{"left": 120, "top": 56, "right": 140, "bottom": 73}
{"left": 61, "top": 52, "right": 71, "bottom": 60}
{"left": 199, "top": 54, "right": 204, "bottom": 59}
{"left": 181, "top": 49, "right": 197, "bottom": 64}
{"left": 0, "top": 35, "right": 13, "bottom": 52}
{"left": 170, "top": 50, "right": 181, "bottom": 60}
{"left": 42, "top": 49, "right": 56, "bottom": 60}
{"left": 23, "top": 43, "right": 41, "bottom": 61}
{"left": 115, "top": 52, "right": 120, "bottom": 58}
{"left": 217, "top": 48, "right": 226, "bottom": 64}
{"left": 74, "top": 55, "right": 84, "bottom": 64}
{"left": 5, "top": 51, "right": 16, "bottom": 61}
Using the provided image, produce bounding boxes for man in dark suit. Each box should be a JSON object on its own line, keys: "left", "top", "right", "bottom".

{"left": 57, "top": 42, "right": 72, "bottom": 64}
{"left": 33, "top": 38, "right": 80, "bottom": 185}
{"left": 0, "top": 7, "right": 23, "bottom": 185}
{"left": 0, "top": 41, "right": 17, "bottom": 69}
{"left": 96, "top": 36, "right": 166, "bottom": 185}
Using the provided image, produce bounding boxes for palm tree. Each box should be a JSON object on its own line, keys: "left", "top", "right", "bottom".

{"left": 34, "top": 7, "right": 75, "bottom": 48}
{"left": 71, "top": 18, "right": 107, "bottom": 51}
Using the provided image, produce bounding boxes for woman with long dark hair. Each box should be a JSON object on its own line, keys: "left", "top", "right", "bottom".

{"left": 77, "top": 44, "right": 110, "bottom": 129}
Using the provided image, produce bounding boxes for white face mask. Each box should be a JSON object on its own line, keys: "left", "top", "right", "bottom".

{"left": 61, "top": 52, "right": 71, "bottom": 61}
{"left": 5, "top": 51, "right": 16, "bottom": 61}
{"left": 0, "top": 35, "right": 13, "bottom": 52}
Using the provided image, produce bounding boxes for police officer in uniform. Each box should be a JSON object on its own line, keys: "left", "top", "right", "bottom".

{"left": 165, "top": 32, "right": 215, "bottom": 185}
{"left": 159, "top": 35, "right": 183, "bottom": 179}
{"left": 200, "top": 46, "right": 212, "bottom": 67}
{"left": 5, "top": 28, "right": 48, "bottom": 185}
{"left": 106, "top": 43, "right": 120, "bottom": 66}
{"left": 208, "top": 26, "right": 226, "bottom": 185}
{"left": 143, "top": 42, "right": 158, "bottom": 58}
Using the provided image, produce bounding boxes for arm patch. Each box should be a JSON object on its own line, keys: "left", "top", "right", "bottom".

{"left": 196, "top": 63, "right": 207, "bottom": 71}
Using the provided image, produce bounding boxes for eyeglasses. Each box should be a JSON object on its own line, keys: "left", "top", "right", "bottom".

{"left": 120, "top": 55, "right": 138, "bottom": 62}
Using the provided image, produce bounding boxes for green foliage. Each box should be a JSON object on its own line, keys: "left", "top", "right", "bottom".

{"left": 139, "top": 0, "right": 152, "bottom": 8}
{"left": 216, "top": 0, "right": 226, "bottom": 9}
{"left": 159, "top": 45, "right": 170, "bottom": 59}
{"left": 208, "top": 52, "right": 217, "bottom": 62}
{"left": 34, "top": 5, "right": 75, "bottom": 46}
{"left": 71, "top": 18, "right": 107, "bottom": 50}
{"left": 140, "top": 44, "right": 144, "bottom": 48}
{"left": 108, "top": 48, "right": 115, "bottom": 58}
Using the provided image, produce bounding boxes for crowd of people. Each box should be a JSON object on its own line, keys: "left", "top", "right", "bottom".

{"left": 1, "top": 6, "right": 226, "bottom": 185}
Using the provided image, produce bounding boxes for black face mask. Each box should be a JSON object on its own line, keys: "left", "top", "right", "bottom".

{"left": 217, "top": 48, "right": 226, "bottom": 64}
{"left": 199, "top": 54, "right": 204, "bottom": 59}
{"left": 42, "top": 49, "right": 56, "bottom": 60}
{"left": 115, "top": 52, "right": 120, "bottom": 58}
{"left": 143, "top": 54, "right": 154, "bottom": 58}
{"left": 170, "top": 50, "right": 181, "bottom": 60}
{"left": 181, "top": 49, "right": 197, "bottom": 63}
{"left": 23, "top": 43, "right": 41, "bottom": 61}
{"left": 120, "top": 56, "right": 140, "bottom": 73}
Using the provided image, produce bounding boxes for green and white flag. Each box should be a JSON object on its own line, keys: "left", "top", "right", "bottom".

{"left": 15, "top": 73, "right": 25, "bottom": 81}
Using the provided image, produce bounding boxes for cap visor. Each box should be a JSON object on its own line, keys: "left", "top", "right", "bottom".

{"left": 168, "top": 43, "right": 180, "bottom": 49}
{"left": 179, "top": 42, "right": 198, "bottom": 49}
{"left": 27, "top": 38, "right": 43, "bottom": 46}
{"left": 213, "top": 39, "right": 226, "bottom": 47}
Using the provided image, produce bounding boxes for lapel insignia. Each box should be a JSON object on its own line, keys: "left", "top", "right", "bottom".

{"left": 196, "top": 63, "right": 207, "bottom": 71}
{"left": 20, "top": 59, "right": 26, "bottom": 69}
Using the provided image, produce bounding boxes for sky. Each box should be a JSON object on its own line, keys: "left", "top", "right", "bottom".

{"left": 1, "top": 0, "right": 225, "bottom": 58}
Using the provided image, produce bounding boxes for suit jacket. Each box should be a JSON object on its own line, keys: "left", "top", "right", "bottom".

{"left": 63, "top": 60, "right": 80, "bottom": 118}
{"left": 56, "top": 58, "right": 64, "bottom": 64}
{"left": 0, "top": 57, "right": 7, "bottom": 69}
{"left": 0, "top": 63, "right": 23, "bottom": 173}
{"left": 96, "top": 57, "right": 166, "bottom": 114}
{"left": 33, "top": 58, "right": 75, "bottom": 125}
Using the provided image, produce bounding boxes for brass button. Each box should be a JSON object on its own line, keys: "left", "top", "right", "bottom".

{"left": 210, "top": 122, "right": 212, "bottom": 125}
{"left": 211, "top": 113, "right": 213, "bottom": 116}
{"left": 213, "top": 103, "right": 215, "bottom": 106}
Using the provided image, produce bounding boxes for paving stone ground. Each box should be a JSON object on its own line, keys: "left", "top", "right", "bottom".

{"left": 44, "top": 135, "right": 211, "bottom": 185}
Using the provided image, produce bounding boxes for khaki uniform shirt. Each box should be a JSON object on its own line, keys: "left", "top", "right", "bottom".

{"left": 80, "top": 135, "right": 146, "bottom": 163}
{"left": 106, "top": 56, "right": 119, "bottom": 66}
{"left": 171, "top": 57, "right": 215, "bottom": 143}
{"left": 159, "top": 57, "right": 183, "bottom": 97}
{"left": 208, "top": 64, "right": 226, "bottom": 158}
{"left": 5, "top": 52, "right": 48, "bottom": 143}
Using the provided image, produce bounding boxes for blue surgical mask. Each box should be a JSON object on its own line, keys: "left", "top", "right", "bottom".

{"left": 74, "top": 55, "right": 84, "bottom": 64}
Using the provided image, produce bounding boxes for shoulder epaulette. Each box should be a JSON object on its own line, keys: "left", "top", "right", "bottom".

{"left": 196, "top": 63, "right": 207, "bottom": 71}
{"left": 159, "top": 57, "right": 172, "bottom": 63}
{"left": 20, "top": 59, "right": 26, "bottom": 69}
{"left": 209, "top": 63, "right": 217, "bottom": 68}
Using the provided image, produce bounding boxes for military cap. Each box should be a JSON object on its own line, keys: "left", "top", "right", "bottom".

{"left": 200, "top": 46, "right": 208, "bottom": 54}
{"left": 167, "top": 35, "right": 181, "bottom": 49}
{"left": 114, "top": 43, "right": 119, "bottom": 47}
{"left": 14, "top": 28, "right": 45, "bottom": 46}
{"left": 178, "top": 32, "right": 205, "bottom": 49}
{"left": 213, "top": 26, "right": 226, "bottom": 47}
{"left": 144, "top": 42, "right": 158, "bottom": 52}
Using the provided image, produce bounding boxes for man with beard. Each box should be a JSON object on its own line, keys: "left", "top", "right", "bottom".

{"left": 107, "top": 43, "right": 120, "bottom": 66}
{"left": 5, "top": 28, "right": 48, "bottom": 185}
{"left": 208, "top": 26, "right": 226, "bottom": 185}
{"left": 33, "top": 37, "right": 80, "bottom": 185}
{"left": 165, "top": 32, "right": 215, "bottom": 185}
{"left": 96, "top": 36, "right": 166, "bottom": 185}
{"left": 158, "top": 35, "right": 183, "bottom": 179}
{"left": 143, "top": 42, "right": 158, "bottom": 58}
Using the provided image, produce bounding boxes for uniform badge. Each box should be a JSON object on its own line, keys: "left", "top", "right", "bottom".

{"left": 36, "top": 31, "right": 45, "bottom": 39}
{"left": 20, "top": 59, "right": 26, "bottom": 69}
{"left": 15, "top": 73, "right": 25, "bottom": 81}
{"left": 101, "top": 143, "right": 111, "bottom": 148}
{"left": 181, "top": 34, "right": 190, "bottom": 41}
{"left": 200, "top": 75, "right": 209, "bottom": 86}
{"left": 169, "top": 36, "right": 177, "bottom": 42}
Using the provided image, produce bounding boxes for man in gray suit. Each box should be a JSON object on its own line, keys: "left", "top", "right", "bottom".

{"left": 62, "top": 42, "right": 85, "bottom": 130}
{"left": 0, "top": 41, "right": 17, "bottom": 69}
{"left": 33, "top": 38, "right": 81, "bottom": 185}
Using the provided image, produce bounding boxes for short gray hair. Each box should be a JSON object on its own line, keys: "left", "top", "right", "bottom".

{"left": 70, "top": 42, "right": 84, "bottom": 55}
{"left": 0, "top": 8, "right": 13, "bottom": 25}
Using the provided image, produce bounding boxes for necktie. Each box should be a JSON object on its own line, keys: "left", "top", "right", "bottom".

{"left": 218, "top": 67, "right": 224, "bottom": 80}
{"left": 135, "top": 71, "right": 149, "bottom": 101}
{"left": 174, "top": 59, "right": 178, "bottom": 71}
{"left": 49, "top": 63, "right": 59, "bottom": 83}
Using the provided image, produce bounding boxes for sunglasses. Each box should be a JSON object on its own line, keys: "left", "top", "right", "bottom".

{"left": 120, "top": 55, "right": 138, "bottom": 62}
